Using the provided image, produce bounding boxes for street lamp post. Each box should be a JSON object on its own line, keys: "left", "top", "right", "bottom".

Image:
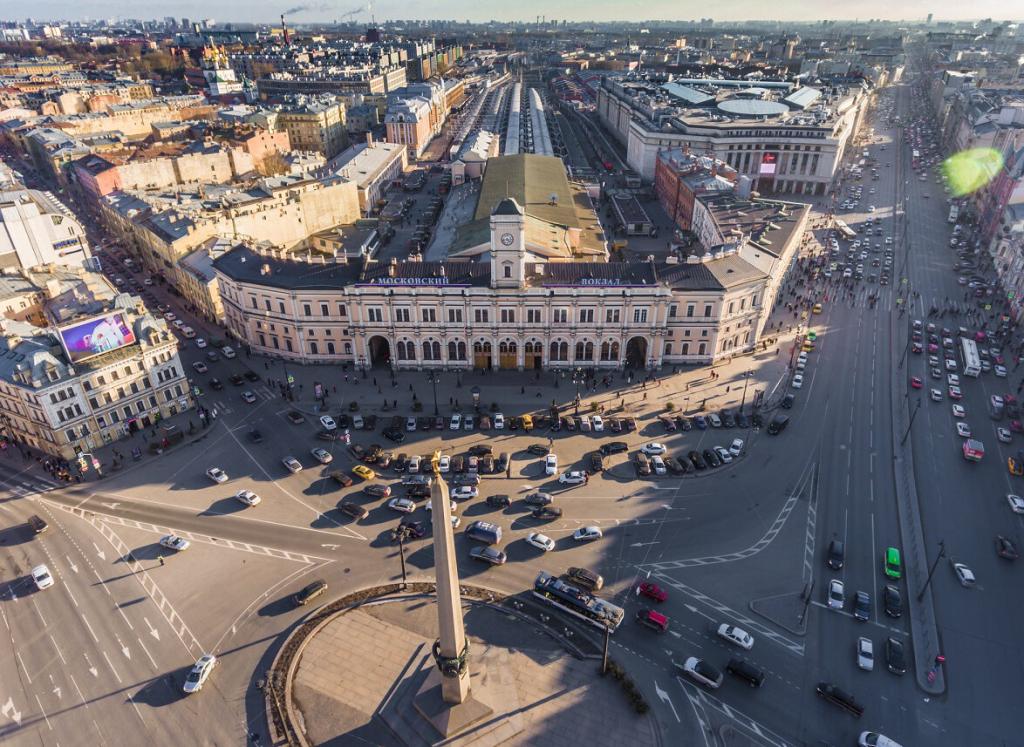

{"left": 572, "top": 368, "right": 584, "bottom": 415}
{"left": 740, "top": 370, "right": 753, "bottom": 411}
{"left": 390, "top": 524, "right": 415, "bottom": 589}
{"left": 429, "top": 372, "right": 440, "bottom": 416}
{"left": 918, "top": 539, "right": 946, "bottom": 602}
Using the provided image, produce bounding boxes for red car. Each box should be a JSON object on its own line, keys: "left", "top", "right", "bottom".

{"left": 910, "top": 377, "right": 923, "bottom": 389}
{"left": 637, "top": 582, "right": 668, "bottom": 602}
{"left": 1011, "top": 419, "right": 1023, "bottom": 433}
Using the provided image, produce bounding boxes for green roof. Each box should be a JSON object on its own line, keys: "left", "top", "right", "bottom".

{"left": 475, "top": 154, "right": 578, "bottom": 228}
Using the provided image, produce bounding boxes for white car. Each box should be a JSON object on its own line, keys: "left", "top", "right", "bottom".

{"left": 388, "top": 497, "right": 417, "bottom": 513}
{"left": 956, "top": 422, "right": 971, "bottom": 438}
{"left": 713, "top": 446, "right": 733, "bottom": 464}
{"left": 406, "top": 416, "right": 417, "bottom": 432}
{"left": 311, "top": 448, "right": 333, "bottom": 464}
{"left": 408, "top": 455, "right": 422, "bottom": 473}
{"left": 867, "top": 205, "right": 875, "bottom": 212}
{"left": 792, "top": 374, "right": 804, "bottom": 389}
{"left": 858, "top": 732, "right": 902, "bottom": 747}
{"left": 206, "top": 467, "right": 228, "bottom": 483}
{"left": 995, "top": 364, "right": 1008, "bottom": 378}
{"left": 591, "top": 415, "right": 604, "bottom": 432}
{"left": 183, "top": 654, "right": 217, "bottom": 694}
{"left": 827, "top": 579, "right": 845, "bottom": 610}
{"left": 729, "top": 438, "right": 744, "bottom": 457}
{"left": 193, "top": 361, "right": 208, "bottom": 374}
{"left": 437, "top": 455, "right": 451, "bottom": 473}
{"left": 544, "top": 454, "right": 558, "bottom": 475}
{"left": 945, "top": 358, "right": 958, "bottom": 371}
{"left": 572, "top": 526, "right": 603, "bottom": 542}
{"left": 31, "top": 564, "right": 54, "bottom": 590}
{"left": 449, "top": 414, "right": 461, "bottom": 431}
{"left": 997, "top": 428, "right": 1013, "bottom": 444}
{"left": 526, "top": 532, "right": 555, "bottom": 552}
{"left": 651, "top": 456, "right": 666, "bottom": 475}
{"left": 282, "top": 456, "right": 302, "bottom": 474}
{"left": 1008, "top": 494, "right": 1024, "bottom": 514}
{"left": 319, "top": 415, "right": 337, "bottom": 431}
{"left": 716, "top": 624, "right": 754, "bottom": 650}
{"left": 930, "top": 388, "right": 943, "bottom": 402}
{"left": 796, "top": 360, "right": 807, "bottom": 372}
{"left": 425, "top": 499, "right": 457, "bottom": 513}
{"left": 195, "top": 338, "right": 208, "bottom": 349}
{"left": 952, "top": 404, "right": 966, "bottom": 418}
{"left": 494, "top": 413, "right": 505, "bottom": 430}
{"left": 952, "top": 562, "right": 976, "bottom": 587}
{"left": 947, "top": 374, "right": 960, "bottom": 387}
{"left": 451, "top": 486, "right": 478, "bottom": 500}
{"left": 856, "top": 637, "right": 875, "bottom": 671}
{"left": 641, "top": 442, "right": 667, "bottom": 456}
{"left": 241, "top": 390, "right": 257, "bottom": 404}
{"left": 559, "top": 470, "right": 587, "bottom": 485}
{"left": 234, "top": 489, "right": 261, "bottom": 507}
{"left": 172, "top": 319, "right": 185, "bottom": 329}
{"left": 708, "top": 413, "right": 722, "bottom": 427}
{"left": 159, "top": 534, "right": 190, "bottom": 552}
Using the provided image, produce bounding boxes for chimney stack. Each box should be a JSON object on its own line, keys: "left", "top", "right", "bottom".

{"left": 281, "top": 15, "right": 290, "bottom": 46}
{"left": 366, "top": 132, "right": 374, "bottom": 148}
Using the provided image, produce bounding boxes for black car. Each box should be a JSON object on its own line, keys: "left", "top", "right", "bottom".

{"left": 752, "top": 412, "right": 764, "bottom": 428}
{"left": 883, "top": 584, "right": 902, "bottom": 618}
{"left": 209, "top": 378, "right": 224, "bottom": 390}
{"left": 601, "top": 441, "right": 629, "bottom": 456}
{"left": 527, "top": 444, "right": 550, "bottom": 456}
{"left": 688, "top": 450, "right": 706, "bottom": 470}
{"left": 338, "top": 501, "right": 368, "bottom": 520}
{"left": 363, "top": 484, "right": 390, "bottom": 498}
{"left": 495, "top": 453, "right": 510, "bottom": 473}
{"left": 885, "top": 637, "right": 906, "bottom": 675}
{"left": 398, "top": 520, "right": 427, "bottom": 539}
{"left": 815, "top": 682, "right": 864, "bottom": 717}
{"left": 781, "top": 393, "right": 796, "bottom": 409}
{"left": 480, "top": 455, "right": 494, "bottom": 473}
{"left": 703, "top": 449, "right": 721, "bottom": 468}
{"left": 995, "top": 535, "right": 1019, "bottom": 560}
{"left": 470, "top": 546, "right": 507, "bottom": 565}
{"left": 244, "top": 371, "right": 260, "bottom": 382}
{"left": 349, "top": 444, "right": 366, "bottom": 460}
{"left": 407, "top": 484, "right": 431, "bottom": 498}
{"left": 853, "top": 591, "right": 871, "bottom": 622}
{"left": 229, "top": 373, "right": 245, "bottom": 386}
{"left": 588, "top": 452, "right": 605, "bottom": 472}
{"left": 531, "top": 505, "right": 563, "bottom": 521}
{"left": 383, "top": 427, "right": 405, "bottom": 443}
{"left": 663, "top": 456, "right": 685, "bottom": 474}
{"left": 469, "top": 444, "right": 493, "bottom": 457}
{"left": 486, "top": 494, "right": 511, "bottom": 508}
{"left": 329, "top": 471, "right": 353, "bottom": 487}
{"left": 566, "top": 566, "right": 603, "bottom": 590}
{"left": 286, "top": 411, "right": 305, "bottom": 424}
{"left": 827, "top": 539, "right": 845, "bottom": 570}
{"left": 293, "top": 580, "right": 328, "bottom": 607}
{"left": 736, "top": 412, "right": 751, "bottom": 428}
{"left": 393, "top": 453, "right": 409, "bottom": 472}
{"left": 525, "top": 492, "right": 553, "bottom": 506}
{"left": 676, "top": 416, "right": 693, "bottom": 431}
{"left": 417, "top": 416, "right": 432, "bottom": 431}
{"left": 248, "top": 429, "right": 264, "bottom": 444}
{"left": 336, "top": 414, "right": 350, "bottom": 428}
{"left": 721, "top": 410, "right": 736, "bottom": 428}
{"left": 725, "top": 658, "right": 765, "bottom": 688}
{"left": 317, "top": 430, "right": 340, "bottom": 441}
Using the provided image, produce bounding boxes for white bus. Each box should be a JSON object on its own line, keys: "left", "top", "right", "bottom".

{"left": 960, "top": 337, "right": 981, "bottom": 377}
{"left": 834, "top": 219, "right": 857, "bottom": 240}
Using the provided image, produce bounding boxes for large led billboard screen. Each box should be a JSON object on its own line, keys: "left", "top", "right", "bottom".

{"left": 58, "top": 313, "right": 136, "bottom": 364}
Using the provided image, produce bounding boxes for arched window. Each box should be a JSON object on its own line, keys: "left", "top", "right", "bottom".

{"left": 698, "top": 342, "right": 707, "bottom": 356}
{"left": 550, "top": 341, "right": 568, "bottom": 361}
{"left": 327, "top": 342, "right": 335, "bottom": 355}
{"left": 609, "top": 341, "right": 620, "bottom": 360}
{"left": 310, "top": 342, "right": 318, "bottom": 355}
{"left": 681, "top": 342, "right": 690, "bottom": 355}
{"left": 423, "top": 341, "right": 433, "bottom": 360}
{"left": 575, "top": 341, "right": 594, "bottom": 361}
{"left": 665, "top": 342, "right": 672, "bottom": 355}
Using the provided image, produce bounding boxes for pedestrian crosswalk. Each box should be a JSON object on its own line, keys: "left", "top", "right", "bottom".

{"left": 212, "top": 385, "right": 275, "bottom": 416}
{"left": 4, "top": 478, "right": 60, "bottom": 497}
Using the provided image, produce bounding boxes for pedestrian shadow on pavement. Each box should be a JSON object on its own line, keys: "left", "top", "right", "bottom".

{"left": 0, "top": 524, "right": 34, "bottom": 547}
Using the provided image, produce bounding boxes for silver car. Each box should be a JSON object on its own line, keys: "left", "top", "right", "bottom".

{"left": 857, "top": 637, "right": 874, "bottom": 671}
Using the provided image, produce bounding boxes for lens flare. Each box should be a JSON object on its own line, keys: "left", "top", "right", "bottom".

{"left": 941, "top": 148, "right": 1004, "bottom": 197}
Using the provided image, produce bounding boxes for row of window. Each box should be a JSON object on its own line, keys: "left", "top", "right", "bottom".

{"left": 373, "top": 307, "right": 652, "bottom": 324}
{"left": 66, "top": 385, "right": 185, "bottom": 444}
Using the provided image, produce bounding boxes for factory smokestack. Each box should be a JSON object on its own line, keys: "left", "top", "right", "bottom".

{"left": 281, "top": 14, "right": 290, "bottom": 46}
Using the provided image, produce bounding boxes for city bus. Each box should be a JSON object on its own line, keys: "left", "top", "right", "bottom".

{"left": 533, "top": 571, "right": 625, "bottom": 632}
{"left": 960, "top": 337, "right": 981, "bottom": 377}
{"left": 834, "top": 219, "right": 857, "bottom": 240}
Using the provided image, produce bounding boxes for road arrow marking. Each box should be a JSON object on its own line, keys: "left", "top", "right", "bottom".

{"left": 66, "top": 556, "right": 79, "bottom": 573}
{"left": 143, "top": 617, "right": 159, "bottom": 641}
{"left": 115, "top": 635, "right": 131, "bottom": 659}
{"left": 92, "top": 542, "right": 106, "bottom": 561}
{"left": 101, "top": 502, "right": 120, "bottom": 510}
{"left": 48, "top": 674, "right": 61, "bottom": 699}
{"left": 83, "top": 653, "right": 98, "bottom": 677}
{"left": 320, "top": 543, "right": 340, "bottom": 550}
{"left": 684, "top": 603, "right": 718, "bottom": 623}
{"left": 630, "top": 541, "right": 661, "bottom": 547}
{"left": 654, "top": 681, "right": 680, "bottom": 722}
{"left": 1, "top": 696, "right": 21, "bottom": 726}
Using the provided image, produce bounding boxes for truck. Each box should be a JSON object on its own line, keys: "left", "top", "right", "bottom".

{"left": 948, "top": 205, "right": 959, "bottom": 224}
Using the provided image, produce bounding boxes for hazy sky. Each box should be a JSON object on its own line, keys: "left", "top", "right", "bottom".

{"left": 26, "top": 0, "right": 1019, "bottom": 23}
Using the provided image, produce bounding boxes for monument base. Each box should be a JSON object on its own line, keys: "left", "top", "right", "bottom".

{"left": 413, "top": 669, "right": 494, "bottom": 738}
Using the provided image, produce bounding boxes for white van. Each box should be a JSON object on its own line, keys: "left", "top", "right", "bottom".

{"left": 221, "top": 346, "right": 236, "bottom": 359}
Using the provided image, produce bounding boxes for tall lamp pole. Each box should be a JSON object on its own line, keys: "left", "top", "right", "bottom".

{"left": 572, "top": 368, "right": 584, "bottom": 415}
{"left": 390, "top": 524, "right": 414, "bottom": 589}
{"left": 429, "top": 372, "right": 440, "bottom": 416}
{"left": 901, "top": 398, "right": 922, "bottom": 445}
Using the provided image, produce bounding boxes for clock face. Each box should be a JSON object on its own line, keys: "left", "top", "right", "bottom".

{"left": 500, "top": 233, "right": 515, "bottom": 246}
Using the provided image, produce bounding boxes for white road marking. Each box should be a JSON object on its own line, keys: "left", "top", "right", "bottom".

{"left": 101, "top": 651, "right": 122, "bottom": 683}
{"left": 33, "top": 694, "right": 52, "bottom": 730}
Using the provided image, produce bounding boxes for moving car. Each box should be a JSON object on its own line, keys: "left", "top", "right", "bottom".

{"left": 31, "top": 564, "right": 54, "bottom": 590}
{"left": 856, "top": 637, "right": 874, "bottom": 671}
{"left": 858, "top": 732, "right": 903, "bottom": 747}
{"left": 525, "top": 533, "right": 555, "bottom": 552}
{"left": 572, "top": 526, "right": 603, "bottom": 542}
{"left": 363, "top": 484, "right": 391, "bottom": 498}
{"left": 827, "top": 579, "right": 845, "bottom": 609}
{"left": 159, "top": 534, "right": 190, "bottom": 552}
{"left": 544, "top": 454, "right": 558, "bottom": 475}
{"left": 338, "top": 502, "right": 368, "bottom": 520}
{"left": 641, "top": 442, "right": 667, "bottom": 456}
{"left": 319, "top": 415, "right": 337, "bottom": 431}
{"left": 206, "top": 467, "right": 228, "bottom": 483}
{"left": 486, "top": 494, "right": 511, "bottom": 509}
{"left": 883, "top": 585, "right": 902, "bottom": 618}
{"left": 234, "top": 489, "right": 261, "bottom": 507}
{"left": 566, "top": 567, "right": 603, "bottom": 590}
{"left": 469, "top": 546, "right": 507, "bottom": 565}
{"left": 637, "top": 582, "right": 668, "bottom": 602}
{"left": 815, "top": 682, "right": 864, "bottom": 717}
{"left": 1007, "top": 493, "right": 1024, "bottom": 514}
{"left": 293, "top": 579, "right": 327, "bottom": 606}
{"left": 884, "top": 547, "right": 902, "bottom": 578}
{"left": 827, "top": 539, "right": 845, "bottom": 570}
{"left": 451, "top": 485, "right": 478, "bottom": 500}
{"left": 183, "top": 655, "right": 217, "bottom": 694}
{"left": 885, "top": 637, "right": 906, "bottom": 675}
{"left": 680, "top": 657, "right": 723, "bottom": 689}
{"left": 282, "top": 456, "right": 303, "bottom": 474}
{"left": 717, "top": 624, "right": 754, "bottom": 650}
{"left": 310, "top": 448, "right": 333, "bottom": 464}
{"left": 853, "top": 591, "right": 871, "bottom": 621}
{"left": 531, "top": 506, "right": 563, "bottom": 521}
{"left": 525, "top": 491, "right": 553, "bottom": 506}
{"left": 559, "top": 470, "right": 587, "bottom": 485}
{"left": 387, "top": 497, "right": 417, "bottom": 513}
{"left": 995, "top": 535, "right": 1019, "bottom": 560}
{"left": 952, "top": 561, "right": 976, "bottom": 586}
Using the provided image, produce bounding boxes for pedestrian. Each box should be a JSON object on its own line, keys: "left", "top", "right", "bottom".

{"left": 643, "top": 392, "right": 647, "bottom": 401}
{"left": 159, "top": 556, "right": 164, "bottom": 567}
{"left": 373, "top": 377, "right": 378, "bottom": 386}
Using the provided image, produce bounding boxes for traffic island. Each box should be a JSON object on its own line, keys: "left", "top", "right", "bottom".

{"left": 267, "top": 584, "right": 660, "bottom": 747}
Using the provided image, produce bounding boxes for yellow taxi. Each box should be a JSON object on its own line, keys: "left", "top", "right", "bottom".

{"left": 1008, "top": 456, "right": 1023, "bottom": 476}
{"left": 812, "top": 303, "right": 823, "bottom": 314}
{"left": 802, "top": 341, "right": 815, "bottom": 352}
{"left": 352, "top": 464, "right": 376, "bottom": 480}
